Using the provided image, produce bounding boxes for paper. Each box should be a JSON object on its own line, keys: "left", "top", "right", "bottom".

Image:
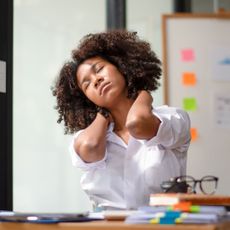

{"left": 125, "top": 206, "right": 224, "bottom": 224}
{"left": 214, "top": 94, "right": 230, "bottom": 128}
{"left": 182, "top": 72, "right": 196, "bottom": 86}
{"left": 190, "top": 128, "right": 198, "bottom": 141}
{"left": 183, "top": 98, "right": 197, "bottom": 111}
{"left": 181, "top": 49, "right": 195, "bottom": 62}
{"left": 0, "top": 61, "right": 6, "bottom": 93}
{"left": 211, "top": 47, "right": 230, "bottom": 81}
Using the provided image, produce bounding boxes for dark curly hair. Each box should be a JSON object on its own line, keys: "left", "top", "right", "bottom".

{"left": 52, "top": 30, "right": 162, "bottom": 134}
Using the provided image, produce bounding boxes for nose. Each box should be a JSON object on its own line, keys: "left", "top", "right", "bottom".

{"left": 93, "top": 75, "right": 104, "bottom": 88}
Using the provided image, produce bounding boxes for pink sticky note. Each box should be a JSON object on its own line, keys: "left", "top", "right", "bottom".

{"left": 181, "top": 49, "right": 195, "bottom": 62}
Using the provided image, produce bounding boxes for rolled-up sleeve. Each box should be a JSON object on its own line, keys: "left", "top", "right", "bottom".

{"left": 145, "top": 106, "right": 191, "bottom": 151}
{"left": 69, "top": 131, "right": 108, "bottom": 171}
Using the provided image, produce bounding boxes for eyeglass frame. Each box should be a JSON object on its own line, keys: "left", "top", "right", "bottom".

{"left": 161, "top": 175, "right": 219, "bottom": 194}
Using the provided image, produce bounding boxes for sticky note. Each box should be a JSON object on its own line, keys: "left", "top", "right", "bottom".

{"left": 181, "top": 49, "right": 195, "bottom": 62}
{"left": 183, "top": 98, "right": 197, "bottom": 111}
{"left": 182, "top": 72, "right": 196, "bottom": 86}
{"left": 190, "top": 128, "right": 198, "bottom": 141}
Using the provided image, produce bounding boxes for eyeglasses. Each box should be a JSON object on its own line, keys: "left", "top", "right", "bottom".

{"left": 161, "top": 175, "right": 219, "bottom": 195}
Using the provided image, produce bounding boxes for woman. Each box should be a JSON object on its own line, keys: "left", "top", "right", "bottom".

{"left": 52, "top": 30, "right": 191, "bottom": 210}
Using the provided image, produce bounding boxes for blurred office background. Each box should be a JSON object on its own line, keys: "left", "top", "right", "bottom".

{"left": 10, "top": 0, "right": 230, "bottom": 212}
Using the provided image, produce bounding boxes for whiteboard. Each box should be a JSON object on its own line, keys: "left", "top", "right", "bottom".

{"left": 162, "top": 14, "right": 230, "bottom": 195}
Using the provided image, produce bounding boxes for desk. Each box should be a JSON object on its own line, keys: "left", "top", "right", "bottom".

{"left": 0, "top": 221, "right": 230, "bottom": 230}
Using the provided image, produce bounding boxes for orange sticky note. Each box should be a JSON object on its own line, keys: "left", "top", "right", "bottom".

{"left": 172, "top": 202, "right": 192, "bottom": 212}
{"left": 190, "top": 128, "right": 198, "bottom": 141}
{"left": 182, "top": 72, "right": 196, "bottom": 86}
{"left": 181, "top": 49, "right": 195, "bottom": 62}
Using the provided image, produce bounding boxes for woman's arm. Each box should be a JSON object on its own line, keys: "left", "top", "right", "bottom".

{"left": 126, "top": 90, "right": 161, "bottom": 140}
{"left": 74, "top": 112, "right": 109, "bottom": 163}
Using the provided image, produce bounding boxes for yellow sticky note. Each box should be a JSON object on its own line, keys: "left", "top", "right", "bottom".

{"left": 182, "top": 72, "right": 196, "bottom": 86}
{"left": 183, "top": 98, "right": 197, "bottom": 111}
{"left": 190, "top": 128, "right": 198, "bottom": 141}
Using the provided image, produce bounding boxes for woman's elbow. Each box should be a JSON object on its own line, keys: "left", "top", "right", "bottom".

{"left": 74, "top": 139, "right": 103, "bottom": 163}
{"left": 126, "top": 115, "right": 160, "bottom": 139}
{"left": 126, "top": 116, "right": 145, "bottom": 138}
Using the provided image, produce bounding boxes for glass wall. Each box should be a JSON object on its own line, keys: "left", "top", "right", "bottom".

{"left": 192, "top": 0, "right": 230, "bottom": 12}
{"left": 13, "top": 0, "right": 105, "bottom": 212}
{"left": 13, "top": 0, "right": 175, "bottom": 212}
{"left": 127, "top": 0, "right": 173, "bottom": 106}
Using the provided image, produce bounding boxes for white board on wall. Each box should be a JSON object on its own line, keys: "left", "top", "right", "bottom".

{"left": 162, "top": 13, "right": 230, "bottom": 195}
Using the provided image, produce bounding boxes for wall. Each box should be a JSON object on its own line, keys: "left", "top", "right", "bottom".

{"left": 13, "top": 0, "right": 173, "bottom": 212}
{"left": 14, "top": 0, "right": 230, "bottom": 212}
{"left": 127, "top": 0, "right": 173, "bottom": 106}
{"left": 13, "top": 0, "right": 105, "bottom": 212}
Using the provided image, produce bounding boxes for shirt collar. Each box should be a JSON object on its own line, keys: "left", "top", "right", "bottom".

{"left": 106, "top": 122, "right": 146, "bottom": 147}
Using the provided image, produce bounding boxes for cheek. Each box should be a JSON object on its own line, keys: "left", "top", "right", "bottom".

{"left": 85, "top": 91, "right": 101, "bottom": 106}
{"left": 110, "top": 70, "right": 125, "bottom": 84}
{"left": 116, "top": 75, "right": 126, "bottom": 89}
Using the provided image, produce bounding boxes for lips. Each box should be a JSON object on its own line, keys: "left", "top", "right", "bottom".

{"left": 99, "top": 82, "right": 111, "bottom": 95}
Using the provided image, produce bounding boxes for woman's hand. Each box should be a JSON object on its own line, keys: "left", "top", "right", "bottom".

{"left": 97, "top": 106, "right": 113, "bottom": 123}
{"left": 126, "top": 90, "right": 161, "bottom": 139}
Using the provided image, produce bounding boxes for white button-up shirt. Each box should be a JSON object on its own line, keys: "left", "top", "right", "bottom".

{"left": 69, "top": 106, "right": 191, "bottom": 210}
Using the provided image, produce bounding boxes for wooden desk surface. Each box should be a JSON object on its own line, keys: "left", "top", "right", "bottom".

{"left": 0, "top": 221, "right": 230, "bottom": 230}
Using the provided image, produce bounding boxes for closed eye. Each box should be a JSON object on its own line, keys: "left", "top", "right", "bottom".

{"left": 95, "top": 65, "right": 104, "bottom": 73}
{"left": 82, "top": 80, "right": 90, "bottom": 90}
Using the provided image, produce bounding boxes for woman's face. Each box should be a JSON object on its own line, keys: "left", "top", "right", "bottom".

{"left": 76, "top": 56, "right": 127, "bottom": 108}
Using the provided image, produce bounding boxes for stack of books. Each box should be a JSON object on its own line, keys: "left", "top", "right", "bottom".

{"left": 125, "top": 194, "right": 230, "bottom": 224}
{"left": 149, "top": 193, "right": 230, "bottom": 207}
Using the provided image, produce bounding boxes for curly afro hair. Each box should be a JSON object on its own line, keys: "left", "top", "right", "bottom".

{"left": 52, "top": 30, "right": 162, "bottom": 134}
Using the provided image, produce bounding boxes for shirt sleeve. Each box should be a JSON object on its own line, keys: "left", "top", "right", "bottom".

{"left": 145, "top": 105, "right": 191, "bottom": 151}
{"left": 69, "top": 130, "right": 108, "bottom": 171}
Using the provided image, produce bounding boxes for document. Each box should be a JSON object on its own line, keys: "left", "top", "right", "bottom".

{"left": 0, "top": 211, "right": 102, "bottom": 223}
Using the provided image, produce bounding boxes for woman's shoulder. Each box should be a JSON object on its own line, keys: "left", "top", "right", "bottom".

{"left": 153, "top": 105, "right": 190, "bottom": 121}
{"left": 153, "top": 105, "right": 185, "bottom": 113}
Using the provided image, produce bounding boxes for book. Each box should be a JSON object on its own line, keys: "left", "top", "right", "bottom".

{"left": 125, "top": 211, "right": 221, "bottom": 224}
{"left": 139, "top": 204, "right": 227, "bottom": 215}
{"left": 125, "top": 203, "right": 229, "bottom": 224}
{"left": 102, "top": 210, "right": 141, "bottom": 221}
{"left": 149, "top": 193, "right": 230, "bottom": 207}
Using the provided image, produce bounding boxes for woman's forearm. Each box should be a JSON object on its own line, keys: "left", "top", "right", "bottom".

{"left": 74, "top": 113, "right": 109, "bottom": 163}
{"left": 126, "top": 91, "right": 161, "bottom": 139}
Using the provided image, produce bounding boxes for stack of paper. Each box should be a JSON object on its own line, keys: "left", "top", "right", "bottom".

{"left": 125, "top": 203, "right": 228, "bottom": 224}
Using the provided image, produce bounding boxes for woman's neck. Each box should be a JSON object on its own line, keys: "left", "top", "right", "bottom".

{"left": 110, "top": 98, "right": 134, "bottom": 132}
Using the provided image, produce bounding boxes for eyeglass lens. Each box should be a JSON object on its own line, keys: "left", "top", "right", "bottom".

{"left": 200, "top": 176, "right": 218, "bottom": 194}
{"left": 176, "top": 175, "right": 218, "bottom": 194}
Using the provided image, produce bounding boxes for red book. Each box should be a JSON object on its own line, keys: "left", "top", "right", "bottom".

{"left": 149, "top": 193, "right": 230, "bottom": 206}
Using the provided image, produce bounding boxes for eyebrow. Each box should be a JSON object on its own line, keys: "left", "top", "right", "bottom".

{"left": 78, "top": 61, "right": 103, "bottom": 87}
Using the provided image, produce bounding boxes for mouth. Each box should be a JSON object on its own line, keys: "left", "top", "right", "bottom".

{"left": 99, "top": 82, "right": 111, "bottom": 96}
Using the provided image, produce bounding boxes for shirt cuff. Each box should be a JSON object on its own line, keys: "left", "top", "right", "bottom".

{"left": 144, "top": 111, "right": 166, "bottom": 147}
